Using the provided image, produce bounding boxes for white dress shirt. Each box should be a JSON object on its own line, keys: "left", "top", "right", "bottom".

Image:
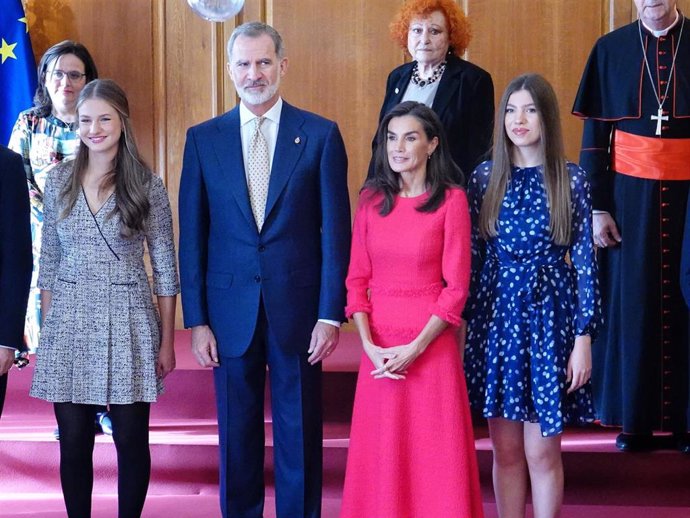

{"left": 238, "top": 98, "right": 340, "bottom": 329}
{"left": 239, "top": 98, "right": 282, "bottom": 173}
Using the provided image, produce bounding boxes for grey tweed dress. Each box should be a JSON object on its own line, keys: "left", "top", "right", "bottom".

{"left": 30, "top": 161, "right": 180, "bottom": 405}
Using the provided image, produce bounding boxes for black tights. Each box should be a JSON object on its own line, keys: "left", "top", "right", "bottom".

{"left": 54, "top": 402, "right": 151, "bottom": 518}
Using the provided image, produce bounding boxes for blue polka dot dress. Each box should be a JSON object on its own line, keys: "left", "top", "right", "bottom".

{"left": 464, "top": 161, "right": 601, "bottom": 437}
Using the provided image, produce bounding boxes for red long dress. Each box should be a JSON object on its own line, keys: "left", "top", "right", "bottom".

{"left": 340, "top": 188, "right": 484, "bottom": 518}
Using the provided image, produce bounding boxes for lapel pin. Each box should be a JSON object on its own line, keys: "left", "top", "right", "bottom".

{"left": 395, "top": 87, "right": 399, "bottom": 94}
{"left": 294, "top": 137, "right": 301, "bottom": 144}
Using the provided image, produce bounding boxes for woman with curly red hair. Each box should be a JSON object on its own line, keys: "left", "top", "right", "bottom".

{"left": 369, "top": 0, "right": 495, "bottom": 181}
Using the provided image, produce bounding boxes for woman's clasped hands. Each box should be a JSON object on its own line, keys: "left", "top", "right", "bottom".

{"left": 364, "top": 340, "right": 427, "bottom": 380}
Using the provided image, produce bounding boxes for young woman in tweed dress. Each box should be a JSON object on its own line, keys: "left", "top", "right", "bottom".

{"left": 31, "top": 79, "right": 179, "bottom": 518}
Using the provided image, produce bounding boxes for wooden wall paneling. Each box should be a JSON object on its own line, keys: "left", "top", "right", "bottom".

{"left": 467, "top": 0, "right": 605, "bottom": 161}
{"left": 153, "top": 0, "right": 167, "bottom": 178}
{"left": 25, "top": 0, "right": 156, "bottom": 168}
{"left": 268, "top": 0, "right": 404, "bottom": 209}
{"left": 678, "top": 0, "right": 690, "bottom": 18}
{"left": 24, "top": 0, "right": 77, "bottom": 59}
{"left": 608, "top": 0, "right": 634, "bottom": 30}
{"left": 218, "top": 18, "right": 240, "bottom": 114}
{"left": 240, "top": 0, "right": 266, "bottom": 24}
{"left": 162, "top": 0, "right": 228, "bottom": 327}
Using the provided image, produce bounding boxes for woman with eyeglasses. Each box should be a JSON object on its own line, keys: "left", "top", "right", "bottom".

{"left": 8, "top": 40, "right": 111, "bottom": 438}
{"left": 9, "top": 40, "right": 98, "bottom": 354}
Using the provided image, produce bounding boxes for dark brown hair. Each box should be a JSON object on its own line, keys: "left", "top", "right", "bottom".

{"left": 366, "top": 101, "right": 461, "bottom": 216}
{"left": 33, "top": 40, "right": 98, "bottom": 118}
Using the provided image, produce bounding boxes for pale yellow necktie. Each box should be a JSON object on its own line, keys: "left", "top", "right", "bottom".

{"left": 246, "top": 116, "right": 270, "bottom": 230}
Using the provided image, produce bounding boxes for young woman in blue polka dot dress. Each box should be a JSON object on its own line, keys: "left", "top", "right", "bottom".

{"left": 463, "top": 73, "right": 601, "bottom": 518}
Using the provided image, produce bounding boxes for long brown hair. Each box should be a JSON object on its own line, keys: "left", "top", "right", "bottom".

{"left": 479, "top": 73, "right": 571, "bottom": 245}
{"left": 366, "top": 101, "right": 461, "bottom": 216}
{"left": 60, "top": 79, "right": 151, "bottom": 237}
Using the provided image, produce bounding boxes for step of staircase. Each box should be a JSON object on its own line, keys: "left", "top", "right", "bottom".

{"left": 1, "top": 331, "right": 689, "bottom": 518}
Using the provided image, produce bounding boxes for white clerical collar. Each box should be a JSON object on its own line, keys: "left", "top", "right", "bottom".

{"left": 641, "top": 9, "right": 680, "bottom": 38}
{"left": 239, "top": 97, "right": 283, "bottom": 127}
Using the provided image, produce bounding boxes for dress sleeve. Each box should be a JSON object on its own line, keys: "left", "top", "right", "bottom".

{"left": 568, "top": 163, "right": 602, "bottom": 338}
{"left": 7, "top": 112, "right": 32, "bottom": 180}
{"left": 37, "top": 164, "right": 63, "bottom": 291}
{"left": 579, "top": 119, "right": 614, "bottom": 212}
{"left": 463, "top": 164, "right": 490, "bottom": 320}
{"left": 145, "top": 175, "right": 180, "bottom": 296}
{"left": 8, "top": 113, "right": 45, "bottom": 215}
{"left": 344, "top": 194, "right": 373, "bottom": 317}
{"left": 429, "top": 189, "right": 471, "bottom": 326}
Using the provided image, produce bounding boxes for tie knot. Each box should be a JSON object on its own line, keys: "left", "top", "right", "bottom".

{"left": 254, "top": 116, "right": 265, "bottom": 132}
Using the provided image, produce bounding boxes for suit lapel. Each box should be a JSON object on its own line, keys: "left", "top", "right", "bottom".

{"left": 431, "top": 55, "right": 462, "bottom": 118}
{"left": 212, "top": 110, "right": 257, "bottom": 230}
{"left": 264, "top": 102, "right": 306, "bottom": 225}
{"left": 390, "top": 64, "right": 413, "bottom": 107}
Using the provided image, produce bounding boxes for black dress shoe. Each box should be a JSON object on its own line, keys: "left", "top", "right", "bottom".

{"left": 615, "top": 432, "right": 654, "bottom": 452}
{"left": 675, "top": 433, "right": 690, "bottom": 454}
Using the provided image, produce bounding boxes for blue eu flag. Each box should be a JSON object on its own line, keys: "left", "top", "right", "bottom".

{"left": 0, "top": 1, "right": 37, "bottom": 144}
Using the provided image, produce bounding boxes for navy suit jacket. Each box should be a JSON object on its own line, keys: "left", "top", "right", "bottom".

{"left": 178, "top": 102, "right": 351, "bottom": 357}
{"left": 0, "top": 145, "right": 32, "bottom": 351}
{"left": 373, "top": 53, "right": 495, "bottom": 181}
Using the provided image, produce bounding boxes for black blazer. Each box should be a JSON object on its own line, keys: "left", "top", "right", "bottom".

{"left": 371, "top": 53, "right": 495, "bottom": 183}
{"left": 0, "top": 145, "right": 32, "bottom": 351}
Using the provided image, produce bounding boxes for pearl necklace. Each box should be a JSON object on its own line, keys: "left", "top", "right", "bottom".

{"left": 411, "top": 61, "right": 447, "bottom": 87}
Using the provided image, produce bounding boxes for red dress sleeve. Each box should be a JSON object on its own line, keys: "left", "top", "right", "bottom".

{"left": 345, "top": 192, "right": 374, "bottom": 317}
{"left": 428, "top": 189, "right": 471, "bottom": 326}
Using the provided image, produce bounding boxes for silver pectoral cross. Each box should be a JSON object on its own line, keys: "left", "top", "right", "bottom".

{"left": 651, "top": 107, "right": 669, "bottom": 136}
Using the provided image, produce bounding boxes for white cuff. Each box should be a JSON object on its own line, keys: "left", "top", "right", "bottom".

{"left": 318, "top": 318, "right": 341, "bottom": 328}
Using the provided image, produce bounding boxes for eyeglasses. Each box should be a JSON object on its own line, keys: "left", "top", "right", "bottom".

{"left": 50, "top": 69, "right": 87, "bottom": 82}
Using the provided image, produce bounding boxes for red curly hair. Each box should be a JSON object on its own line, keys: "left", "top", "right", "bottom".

{"left": 389, "top": 0, "right": 472, "bottom": 57}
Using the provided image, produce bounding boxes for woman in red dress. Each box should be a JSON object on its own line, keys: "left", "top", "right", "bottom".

{"left": 340, "top": 101, "right": 483, "bottom": 518}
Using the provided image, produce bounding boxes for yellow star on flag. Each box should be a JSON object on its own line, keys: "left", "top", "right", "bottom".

{"left": 0, "top": 39, "right": 18, "bottom": 64}
{"left": 18, "top": 17, "right": 29, "bottom": 33}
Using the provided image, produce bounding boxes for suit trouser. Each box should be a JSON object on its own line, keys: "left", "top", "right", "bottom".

{"left": 213, "top": 303, "right": 323, "bottom": 518}
{"left": 0, "top": 373, "right": 7, "bottom": 419}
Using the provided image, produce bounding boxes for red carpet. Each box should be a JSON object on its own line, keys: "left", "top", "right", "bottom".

{"left": 1, "top": 330, "right": 689, "bottom": 517}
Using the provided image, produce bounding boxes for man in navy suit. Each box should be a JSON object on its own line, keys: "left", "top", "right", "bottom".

{"left": 0, "top": 145, "right": 32, "bottom": 419}
{"left": 179, "top": 22, "right": 351, "bottom": 518}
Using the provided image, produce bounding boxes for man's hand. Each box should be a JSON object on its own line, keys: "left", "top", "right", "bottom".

{"left": 308, "top": 322, "right": 339, "bottom": 365}
{"left": 191, "top": 325, "right": 220, "bottom": 368}
{"left": 593, "top": 213, "right": 622, "bottom": 248}
{"left": 0, "top": 348, "right": 15, "bottom": 377}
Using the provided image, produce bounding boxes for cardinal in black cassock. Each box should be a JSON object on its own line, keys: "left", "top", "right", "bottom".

{"left": 573, "top": 3, "right": 690, "bottom": 453}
